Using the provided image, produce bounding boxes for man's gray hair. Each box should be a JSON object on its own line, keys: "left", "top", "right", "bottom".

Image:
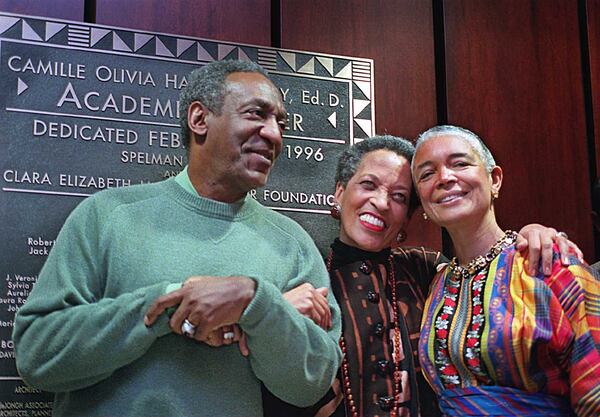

{"left": 179, "top": 60, "right": 270, "bottom": 148}
{"left": 335, "top": 134, "right": 419, "bottom": 214}
{"left": 413, "top": 125, "right": 496, "bottom": 172}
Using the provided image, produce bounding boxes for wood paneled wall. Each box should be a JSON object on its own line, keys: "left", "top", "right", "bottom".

{"left": 3, "top": 0, "right": 599, "bottom": 259}
{"left": 95, "top": 0, "right": 271, "bottom": 46}
{"left": 0, "top": 0, "right": 84, "bottom": 20}
{"left": 587, "top": 0, "right": 600, "bottom": 176}
{"left": 442, "top": 0, "right": 594, "bottom": 257}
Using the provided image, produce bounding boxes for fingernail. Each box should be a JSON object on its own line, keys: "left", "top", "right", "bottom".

{"left": 562, "top": 257, "right": 569, "bottom": 264}
{"left": 144, "top": 316, "right": 150, "bottom": 327}
{"left": 544, "top": 266, "right": 551, "bottom": 275}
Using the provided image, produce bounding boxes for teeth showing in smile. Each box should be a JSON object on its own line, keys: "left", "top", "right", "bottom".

{"left": 439, "top": 193, "right": 463, "bottom": 203}
{"left": 359, "top": 214, "right": 385, "bottom": 229}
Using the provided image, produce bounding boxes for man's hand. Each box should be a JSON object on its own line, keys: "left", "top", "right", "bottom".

{"left": 283, "top": 283, "right": 331, "bottom": 330}
{"left": 198, "top": 281, "right": 331, "bottom": 356}
{"left": 516, "top": 224, "right": 584, "bottom": 275}
{"left": 144, "top": 275, "right": 256, "bottom": 342}
{"left": 201, "top": 282, "right": 331, "bottom": 356}
{"left": 204, "top": 324, "right": 250, "bottom": 356}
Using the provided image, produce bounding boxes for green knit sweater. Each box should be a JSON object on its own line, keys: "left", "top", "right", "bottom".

{"left": 13, "top": 177, "right": 342, "bottom": 417}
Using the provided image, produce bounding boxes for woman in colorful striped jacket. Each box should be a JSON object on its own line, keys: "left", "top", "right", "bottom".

{"left": 412, "top": 125, "right": 600, "bottom": 417}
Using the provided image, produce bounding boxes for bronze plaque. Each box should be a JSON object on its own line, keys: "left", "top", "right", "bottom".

{"left": 0, "top": 13, "right": 374, "bottom": 411}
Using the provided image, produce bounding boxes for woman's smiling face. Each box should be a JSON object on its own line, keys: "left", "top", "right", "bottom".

{"left": 336, "top": 149, "right": 412, "bottom": 252}
{"left": 412, "top": 134, "right": 502, "bottom": 230}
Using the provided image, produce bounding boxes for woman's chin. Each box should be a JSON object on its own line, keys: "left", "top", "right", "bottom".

{"left": 354, "top": 239, "right": 390, "bottom": 253}
{"left": 340, "top": 229, "right": 393, "bottom": 252}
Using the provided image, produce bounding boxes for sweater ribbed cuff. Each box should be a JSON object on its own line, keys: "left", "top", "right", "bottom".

{"left": 238, "top": 277, "right": 275, "bottom": 329}
{"left": 142, "top": 281, "right": 178, "bottom": 338}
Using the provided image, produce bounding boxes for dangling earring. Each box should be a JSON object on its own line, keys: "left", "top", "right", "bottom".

{"left": 492, "top": 190, "right": 499, "bottom": 200}
{"left": 330, "top": 203, "right": 341, "bottom": 220}
{"left": 396, "top": 230, "right": 407, "bottom": 243}
{"left": 422, "top": 212, "right": 428, "bottom": 220}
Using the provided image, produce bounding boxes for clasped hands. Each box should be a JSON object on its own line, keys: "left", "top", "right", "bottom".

{"left": 143, "top": 225, "right": 580, "bottom": 354}
{"left": 144, "top": 276, "right": 331, "bottom": 356}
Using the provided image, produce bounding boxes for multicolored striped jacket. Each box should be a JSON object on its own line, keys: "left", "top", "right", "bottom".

{"left": 419, "top": 244, "right": 600, "bottom": 416}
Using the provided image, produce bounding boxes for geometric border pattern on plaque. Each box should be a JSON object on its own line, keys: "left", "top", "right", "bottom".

{"left": 0, "top": 13, "right": 374, "bottom": 144}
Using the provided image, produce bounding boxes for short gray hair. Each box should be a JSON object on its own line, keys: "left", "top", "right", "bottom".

{"left": 335, "top": 135, "right": 419, "bottom": 214}
{"left": 179, "top": 60, "right": 270, "bottom": 148}
{"left": 413, "top": 125, "right": 496, "bottom": 172}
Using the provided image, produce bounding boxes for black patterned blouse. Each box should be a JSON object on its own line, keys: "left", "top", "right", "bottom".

{"left": 263, "top": 239, "right": 444, "bottom": 417}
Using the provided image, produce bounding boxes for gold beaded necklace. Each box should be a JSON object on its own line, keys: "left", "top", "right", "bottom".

{"left": 327, "top": 251, "right": 402, "bottom": 417}
{"left": 448, "top": 230, "right": 517, "bottom": 280}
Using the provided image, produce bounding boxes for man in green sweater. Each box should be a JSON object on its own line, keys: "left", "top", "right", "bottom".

{"left": 13, "top": 60, "right": 342, "bottom": 417}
